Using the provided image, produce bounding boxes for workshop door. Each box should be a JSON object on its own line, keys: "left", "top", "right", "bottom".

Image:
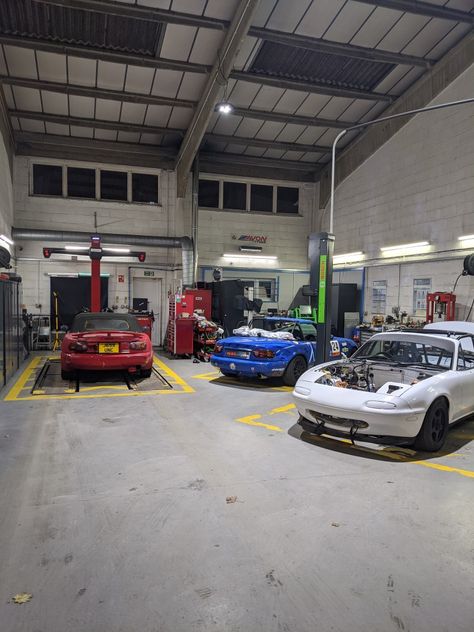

{"left": 132, "top": 277, "right": 162, "bottom": 346}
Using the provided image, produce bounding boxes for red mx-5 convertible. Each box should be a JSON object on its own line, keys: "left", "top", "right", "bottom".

{"left": 61, "top": 312, "right": 153, "bottom": 380}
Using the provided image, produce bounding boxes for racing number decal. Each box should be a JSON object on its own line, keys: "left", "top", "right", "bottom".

{"left": 330, "top": 340, "right": 341, "bottom": 355}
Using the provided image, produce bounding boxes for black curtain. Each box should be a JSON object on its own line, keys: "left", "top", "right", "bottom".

{"left": 50, "top": 277, "right": 108, "bottom": 328}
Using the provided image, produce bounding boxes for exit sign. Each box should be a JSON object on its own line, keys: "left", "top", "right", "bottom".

{"left": 144, "top": 270, "right": 155, "bottom": 277}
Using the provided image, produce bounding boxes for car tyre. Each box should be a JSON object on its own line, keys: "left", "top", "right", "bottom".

{"left": 141, "top": 368, "right": 152, "bottom": 378}
{"left": 414, "top": 399, "right": 449, "bottom": 452}
{"left": 283, "top": 356, "right": 307, "bottom": 387}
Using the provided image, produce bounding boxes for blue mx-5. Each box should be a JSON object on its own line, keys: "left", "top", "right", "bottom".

{"left": 210, "top": 317, "right": 357, "bottom": 386}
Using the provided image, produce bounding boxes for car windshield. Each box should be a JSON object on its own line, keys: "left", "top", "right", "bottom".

{"left": 263, "top": 320, "right": 294, "bottom": 333}
{"left": 71, "top": 314, "right": 140, "bottom": 332}
{"left": 354, "top": 338, "right": 453, "bottom": 369}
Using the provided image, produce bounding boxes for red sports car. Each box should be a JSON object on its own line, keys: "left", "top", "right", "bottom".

{"left": 61, "top": 312, "right": 153, "bottom": 380}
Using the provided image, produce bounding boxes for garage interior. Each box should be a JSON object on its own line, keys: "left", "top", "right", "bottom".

{"left": 0, "top": 1, "right": 473, "bottom": 631}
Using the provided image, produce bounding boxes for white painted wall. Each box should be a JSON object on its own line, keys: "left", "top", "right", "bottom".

{"left": 0, "top": 122, "right": 13, "bottom": 249}
{"left": 327, "top": 63, "right": 474, "bottom": 320}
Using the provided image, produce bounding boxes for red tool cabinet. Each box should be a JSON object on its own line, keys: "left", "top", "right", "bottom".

{"left": 167, "top": 294, "right": 195, "bottom": 355}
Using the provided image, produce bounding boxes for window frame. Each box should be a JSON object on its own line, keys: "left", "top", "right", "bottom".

{"left": 29, "top": 160, "right": 161, "bottom": 206}
{"left": 198, "top": 174, "right": 302, "bottom": 216}
{"left": 456, "top": 336, "right": 474, "bottom": 371}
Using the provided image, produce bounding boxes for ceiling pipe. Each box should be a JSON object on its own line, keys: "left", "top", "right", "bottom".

{"left": 12, "top": 228, "right": 194, "bottom": 287}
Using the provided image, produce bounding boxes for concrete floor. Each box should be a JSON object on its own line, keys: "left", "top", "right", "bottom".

{"left": 1, "top": 353, "right": 473, "bottom": 632}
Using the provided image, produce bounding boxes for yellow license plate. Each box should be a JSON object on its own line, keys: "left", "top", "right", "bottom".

{"left": 98, "top": 343, "right": 120, "bottom": 354}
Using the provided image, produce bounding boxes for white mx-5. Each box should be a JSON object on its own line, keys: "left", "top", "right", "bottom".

{"left": 293, "top": 322, "right": 474, "bottom": 451}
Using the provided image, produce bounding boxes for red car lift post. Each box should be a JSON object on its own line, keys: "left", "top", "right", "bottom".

{"left": 43, "top": 235, "right": 146, "bottom": 311}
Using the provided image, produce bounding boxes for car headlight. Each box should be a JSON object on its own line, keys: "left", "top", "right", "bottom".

{"left": 364, "top": 400, "right": 397, "bottom": 410}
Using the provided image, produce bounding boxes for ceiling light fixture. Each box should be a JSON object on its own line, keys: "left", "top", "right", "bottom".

{"left": 380, "top": 241, "right": 429, "bottom": 252}
{"left": 103, "top": 247, "right": 131, "bottom": 253}
{"left": 223, "top": 253, "right": 277, "bottom": 261}
{"left": 333, "top": 251, "right": 364, "bottom": 264}
{"left": 65, "top": 245, "right": 89, "bottom": 251}
{"left": 216, "top": 101, "right": 234, "bottom": 115}
{"left": 458, "top": 234, "right": 474, "bottom": 241}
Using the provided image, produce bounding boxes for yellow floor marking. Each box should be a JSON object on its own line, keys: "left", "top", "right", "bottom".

{"left": 269, "top": 403, "right": 296, "bottom": 415}
{"left": 413, "top": 461, "right": 474, "bottom": 478}
{"left": 4, "top": 355, "right": 194, "bottom": 401}
{"left": 235, "top": 414, "right": 284, "bottom": 432}
{"left": 271, "top": 386, "right": 293, "bottom": 392}
{"left": 193, "top": 370, "right": 221, "bottom": 380}
{"left": 153, "top": 356, "right": 195, "bottom": 393}
{"left": 4, "top": 356, "right": 42, "bottom": 401}
{"left": 72, "top": 384, "right": 130, "bottom": 392}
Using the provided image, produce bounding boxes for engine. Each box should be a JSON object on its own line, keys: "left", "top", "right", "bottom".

{"left": 317, "top": 360, "right": 434, "bottom": 393}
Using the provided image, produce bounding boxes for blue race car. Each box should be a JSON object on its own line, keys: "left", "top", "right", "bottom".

{"left": 210, "top": 317, "right": 357, "bottom": 386}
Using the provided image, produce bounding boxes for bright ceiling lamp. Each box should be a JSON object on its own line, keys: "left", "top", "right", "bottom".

{"left": 381, "top": 241, "right": 430, "bottom": 256}
{"left": 458, "top": 234, "right": 474, "bottom": 244}
{"left": 103, "top": 247, "right": 131, "bottom": 253}
{"left": 0, "top": 234, "right": 14, "bottom": 245}
{"left": 65, "top": 245, "right": 88, "bottom": 251}
{"left": 216, "top": 101, "right": 234, "bottom": 115}
{"left": 223, "top": 253, "right": 277, "bottom": 261}
{"left": 333, "top": 251, "right": 364, "bottom": 264}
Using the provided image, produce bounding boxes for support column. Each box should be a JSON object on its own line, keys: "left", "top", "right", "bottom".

{"left": 309, "top": 232, "right": 334, "bottom": 364}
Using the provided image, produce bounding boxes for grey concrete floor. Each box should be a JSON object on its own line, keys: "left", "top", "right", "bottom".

{"left": 1, "top": 353, "right": 473, "bottom": 632}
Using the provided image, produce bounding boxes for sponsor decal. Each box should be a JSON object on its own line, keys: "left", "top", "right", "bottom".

{"left": 234, "top": 234, "right": 268, "bottom": 244}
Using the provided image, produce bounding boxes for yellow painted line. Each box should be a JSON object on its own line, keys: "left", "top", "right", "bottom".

{"left": 414, "top": 461, "right": 474, "bottom": 478}
{"left": 5, "top": 389, "right": 188, "bottom": 401}
{"left": 4, "top": 356, "right": 43, "bottom": 401}
{"left": 69, "top": 384, "right": 129, "bottom": 392}
{"left": 271, "top": 386, "right": 293, "bottom": 392}
{"left": 153, "top": 356, "right": 195, "bottom": 393}
{"left": 192, "top": 370, "right": 220, "bottom": 380}
{"left": 269, "top": 403, "right": 296, "bottom": 415}
{"left": 235, "top": 414, "right": 283, "bottom": 432}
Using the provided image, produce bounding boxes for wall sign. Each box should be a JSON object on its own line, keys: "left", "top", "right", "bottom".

{"left": 144, "top": 270, "right": 155, "bottom": 277}
{"left": 233, "top": 234, "right": 268, "bottom": 244}
{"left": 118, "top": 274, "right": 125, "bottom": 283}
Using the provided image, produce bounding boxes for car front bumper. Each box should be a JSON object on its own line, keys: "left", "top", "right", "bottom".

{"left": 293, "top": 385, "right": 425, "bottom": 439}
{"left": 62, "top": 351, "right": 153, "bottom": 372}
{"left": 210, "top": 355, "right": 287, "bottom": 377}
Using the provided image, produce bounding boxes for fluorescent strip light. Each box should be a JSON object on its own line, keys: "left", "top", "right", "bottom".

{"left": 0, "top": 234, "right": 14, "bottom": 245}
{"left": 380, "top": 241, "right": 429, "bottom": 252}
{"left": 239, "top": 246, "right": 263, "bottom": 253}
{"left": 333, "top": 251, "right": 364, "bottom": 263}
{"left": 223, "top": 253, "right": 277, "bottom": 260}
{"left": 65, "top": 245, "right": 89, "bottom": 251}
{"left": 458, "top": 234, "right": 474, "bottom": 241}
{"left": 103, "top": 247, "right": 131, "bottom": 253}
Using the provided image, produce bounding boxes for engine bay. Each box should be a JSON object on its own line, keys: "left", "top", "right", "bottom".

{"left": 317, "top": 360, "right": 439, "bottom": 394}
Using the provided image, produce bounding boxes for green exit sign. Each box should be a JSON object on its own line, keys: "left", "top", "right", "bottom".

{"left": 144, "top": 270, "right": 155, "bottom": 277}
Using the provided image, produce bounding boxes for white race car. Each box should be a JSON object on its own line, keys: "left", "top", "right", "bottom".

{"left": 293, "top": 322, "right": 474, "bottom": 451}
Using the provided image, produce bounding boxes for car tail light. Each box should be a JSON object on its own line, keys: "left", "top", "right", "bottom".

{"left": 69, "top": 341, "right": 88, "bottom": 352}
{"left": 214, "top": 343, "right": 223, "bottom": 353}
{"left": 253, "top": 349, "right": 275, "bottom": 359}
{"left": 129, "top": 341, "right": 147, "bottom": 351}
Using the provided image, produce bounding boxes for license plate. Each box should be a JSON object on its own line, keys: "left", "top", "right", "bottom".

{"left": 330, "top": 340, "right": 341, "bottom": 355}
{"left": 99, "top": 342, "right": 119, "bottom": 354}
{"left": 226, "top": 349, "right": 250, "bottom": 359}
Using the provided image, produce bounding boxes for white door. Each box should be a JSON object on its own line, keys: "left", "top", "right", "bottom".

{"left": 132, "top": 277, "right": 162, "bottom": 346}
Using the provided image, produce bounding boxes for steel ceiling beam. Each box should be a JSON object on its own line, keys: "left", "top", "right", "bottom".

{"left": 230, "top": 71, "right": 393, "bottom": 102}
{"left": 0, "top": 74, "right": 195, "bottom": 109}
{"left": 31, "top": 0, "right": 443, "bottom": 66}
{"left": 249, "top": 27, "right": 431, "bottom": 68}
{"left": 0, "top": 34, "right": 210, "bottom": 75}
{"left": 232, "top": 107, "right": 352, "bottom": 130}
{"left": 0, "top": 75, "right": 355, "bottom": 130}
{"left": 355, "top": 0, "right": 474, "bottom": 24}
{"left": 205, "top": 132, "right": 329, "bottom": 155}
{"left": 199, "top": 151, "right": 319, "bottom": 172}
{"left": 175, "top": 0, "right": 260, "bottom": 198}
{"left": 10, "top": 110, "right": 184, "bottom": 138}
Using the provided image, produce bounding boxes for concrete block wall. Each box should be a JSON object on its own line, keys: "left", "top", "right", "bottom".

{"left": 198, "top": 181, "right": 317, "bottom": 270}
{"left": 327, "top": 63, "right": 474, "bottom": 321}
{"left": 0, "top": 127, "right": 13, "bottom": 246}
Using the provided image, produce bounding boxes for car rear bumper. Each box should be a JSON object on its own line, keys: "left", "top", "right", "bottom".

{"left": 210, "top": 355, "right": 287, "bottom": 377}
{"left": 62, "top": 351, "right": 153, "bottom": 372}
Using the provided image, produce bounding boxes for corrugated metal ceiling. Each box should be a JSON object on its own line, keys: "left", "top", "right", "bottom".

{"left": 0, "top": 0, "right": 163, "bottom": 55}
{"left": 249, "top": 41, "right": 396, "bottom": 92}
